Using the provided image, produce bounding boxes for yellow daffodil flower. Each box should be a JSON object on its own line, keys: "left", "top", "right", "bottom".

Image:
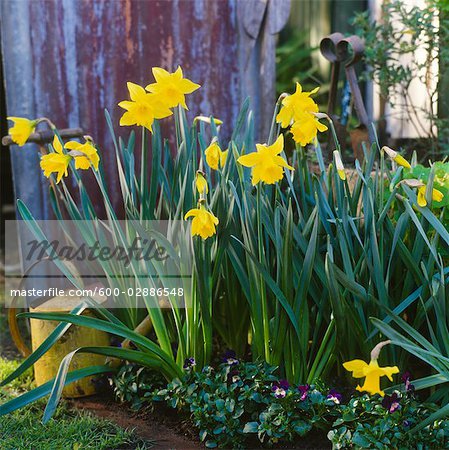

{"left": 333, "top": 150, "right": 346, "bottom": 181}
{"left": 237, "top": 134, "right": 293, "bottom": 185}
{"left": 40, "top": 136, "right": 72, "bottom": 183}
{"left": 382, "top": 146, "right": 411, "bottom": 169}
{"left": 205, "top": 141, "right": 228, "bottom": 170}
{"left": 184, "top": 203, "right": 219, "bottom": 239}
{"left": 290, "top": 112, "right": 328, "bottom": 147}
{"left": 417, "top": 185, "right": 444, "bottom": 207}
{"left": 118, "top": 82, "right": 172, "bottom": 132}
{"left": 65, "top": 139, "right": 100, "bottom": 171}
{"left": 7, "top": 117, "right": 38, "bottom": 146}
{"left": 195, "top": 171, "right": 208, "bottom": 195}
{"left": 343, "top": 340, "right": 399, "bottom": 396}
{"left": 276, "top": 83, "right": 319, "bottom": 128}
{"left": 146, "top": 66, "right": 200, "bottom": 110}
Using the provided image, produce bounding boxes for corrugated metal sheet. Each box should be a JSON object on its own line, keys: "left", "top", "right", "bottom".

{"left": 1, "top": 0, "right": 289, "bottom": 218}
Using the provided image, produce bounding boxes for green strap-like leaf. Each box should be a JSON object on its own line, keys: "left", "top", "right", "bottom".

{"left": 1, "top": 303, "right": 87, "bottom": 387}
{"left": 0, "top": 365, "right": 113, "bottom": 416}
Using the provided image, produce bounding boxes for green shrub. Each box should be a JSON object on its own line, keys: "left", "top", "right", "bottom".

{"left": 328, "top": 391, "right": 449, "bottom": 449}
{"left": 152, "top": 360, "right": 339, "bottom": 448}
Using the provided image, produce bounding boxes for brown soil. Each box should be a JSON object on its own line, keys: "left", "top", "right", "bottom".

{"left": 71, "top": 396, "right": 331, "bottom": 450}
{"left": 72, "top": 396, "right": 202, "bottom": 450}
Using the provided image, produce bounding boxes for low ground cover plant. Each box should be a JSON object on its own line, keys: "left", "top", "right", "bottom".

{"left": 111, "top": 358, "right": 449, "bottom": 449}
{"left": 2, "top": 66, "right": 449, "bottom": 447}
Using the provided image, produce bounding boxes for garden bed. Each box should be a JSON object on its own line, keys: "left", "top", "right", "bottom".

{"left": 2, "top": 64, "right": 449, "bottom": 449}
{"left": 72, "top": 395, "right": 332, "bottom": 449}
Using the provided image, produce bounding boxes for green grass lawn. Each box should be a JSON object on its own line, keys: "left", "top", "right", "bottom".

{"left": 0, "top": 357, "right": 154, "bottom": 450}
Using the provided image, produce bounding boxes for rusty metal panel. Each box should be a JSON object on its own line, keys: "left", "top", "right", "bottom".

{"left": 1, "top": 0, "right": 289, "bottom": 218}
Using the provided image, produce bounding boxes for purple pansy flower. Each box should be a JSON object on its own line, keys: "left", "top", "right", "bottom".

{"left": 382, "top": 392, "right": 400, "bottom": 413}
{"left": 272, "top": 379, "right": 289, "bottom": 398}
{"left": 222, "top": 349, "right": 239, "bottom": 366}
{"left": 110, "top": 337, "right": 123, "bottom": 348}
{"left": 183, "top": 357, "right": 196, "bottom": 369}
{"left": 297, "top": 384, "right": 310, "bottom": 401}
{"left": 327, "top": 389, "right": 342, "bottom": 404}
{"left": 403, "top": 420, "right": 410, "bottom": 428}
{"left": 401, "top": 371, "right": 415, "bottom": 392}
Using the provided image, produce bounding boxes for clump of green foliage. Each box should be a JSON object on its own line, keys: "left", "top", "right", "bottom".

{"left": 112, "top": 361, "right": 449, "bottom": 449}
{"left": 329, "top": 391, "right": 449, "bottom": 449}
{"left": 150, "top": 360, "right": 338, "bottom": 448}
{"left": 352, "top": 0, "right": 449, "bottom": 153}
{"left": 403, "top": 161, "right": 449, "bottom": 207}
{"left": 112, "top": 362, "right": 166, "bottom": 411}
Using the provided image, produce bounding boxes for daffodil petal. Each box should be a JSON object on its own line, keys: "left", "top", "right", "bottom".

{"left": 237, "top": 153, "right": 260, "bottom": 167}
{"left": 343, "top": 359, "right": 369, "bottom": 378}
{"left": 65, "top": 141, "right": 82, "bottom": 150}
{"left": 184, "top": 209, "right": 200, "bottom": 220}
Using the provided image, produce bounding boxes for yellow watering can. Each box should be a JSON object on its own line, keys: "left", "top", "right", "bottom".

{"left": 9, "top": 292, "right": 110, "bottom": 398}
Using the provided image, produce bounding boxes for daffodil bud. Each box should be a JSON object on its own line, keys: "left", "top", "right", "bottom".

{"left": 193, "top": 116, "right": 223, "bottom": 126}
{"left": 333, "top": 150, "right": 346, "bottom": 181}
{"left": 382, "top": 146, "right": 411, "bottom": 169}
{"left": 195, "top": 171, "right": 208, "bottom": 196}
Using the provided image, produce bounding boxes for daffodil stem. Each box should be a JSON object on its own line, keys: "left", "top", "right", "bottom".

{"left": 39, "top": 143, "right": 61, "bottom": 212}
{"left": 140, "top": 126, "right": 148, "bottom": 220}
{"left": 257, "top": 185, "right": 270, "bottom": 363}
{"left": 326, "top": 117, "right": 341, "bottom": 152}
{"left": 37, "top": 117, "right": 56, "bottom": 131}
{"left": 380, "top": 145, "right": 385, "bottom": 213}
{"left": 268, "top": 94, "right": 287, "bottom": 145}
{"left": 178, "top": 105, "right": 186, "bottom": 144}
